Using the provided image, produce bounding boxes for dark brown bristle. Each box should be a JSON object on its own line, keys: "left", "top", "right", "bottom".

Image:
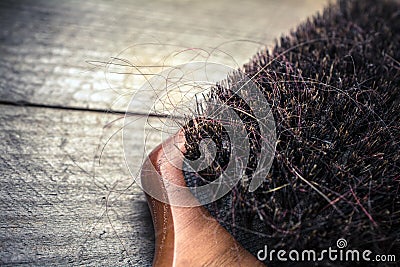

{"left": 183, "top": 0, "right": 399, "bottom": 265}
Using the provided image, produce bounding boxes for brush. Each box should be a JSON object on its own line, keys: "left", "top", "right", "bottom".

{"left": 183, "top": 0, "right": 399, "bottom": 265}
{"left": 143, "top": 0, "right": 400, "bottom": 266}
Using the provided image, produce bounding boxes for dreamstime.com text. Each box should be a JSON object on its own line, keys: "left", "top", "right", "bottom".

{"left": 257, "top": 238, "right": 396, "bottom": 263}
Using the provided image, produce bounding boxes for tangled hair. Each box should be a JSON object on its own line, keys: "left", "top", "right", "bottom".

{"left": 183, "top": 0, "right": 399, "bottom": 265}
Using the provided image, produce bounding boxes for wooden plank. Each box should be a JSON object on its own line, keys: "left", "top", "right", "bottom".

{"left": 0, "top": 0, "right": 328, "bottom": 113}
{"left": 0, "top": 105, "right": 165, "bottom": 266}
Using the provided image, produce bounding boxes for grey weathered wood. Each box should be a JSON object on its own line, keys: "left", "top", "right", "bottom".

{"left": 0, "top": 0, "right": 328, "bottom": 113}
{"left": 0, "top": 105, "right": 162, "bottom": 266}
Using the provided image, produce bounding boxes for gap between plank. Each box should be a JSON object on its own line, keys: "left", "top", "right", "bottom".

{"left": 0, "top": 100, "right": 183, "bottom": 119}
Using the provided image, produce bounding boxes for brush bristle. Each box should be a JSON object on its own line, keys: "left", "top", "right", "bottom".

{"left": 183, "top": 0, "right": 399, "bottom": 265}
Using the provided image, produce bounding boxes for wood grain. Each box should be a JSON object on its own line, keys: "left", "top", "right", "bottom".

{"left": 0, "top": 0, "right": 328, "bottom": 113}
{"left": 0, "top": 105, "right": 158, "bottom": 266}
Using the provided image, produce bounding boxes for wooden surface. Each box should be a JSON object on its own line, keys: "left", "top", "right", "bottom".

{"left": 0, "top": 0, "right": 327, "bottom": 266}
{"left": 0, "top": 106, "right": 157, "bottom": 266}
{"left": 0, "top": 0, "right": 328, "bottom": 113}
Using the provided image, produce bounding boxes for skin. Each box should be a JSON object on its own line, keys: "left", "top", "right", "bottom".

{"left": 141, "top": 131, "right": 265, "bottom": 267}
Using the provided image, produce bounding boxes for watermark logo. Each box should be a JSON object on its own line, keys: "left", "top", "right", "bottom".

{"left": 123, "top": 62, "right": 276, "bottom": 206}
{"left": 257, "top": 238, "right": 396, "bottom": 263}
{"left": 336, "top": 238, "right": 347, "bottom": 249}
